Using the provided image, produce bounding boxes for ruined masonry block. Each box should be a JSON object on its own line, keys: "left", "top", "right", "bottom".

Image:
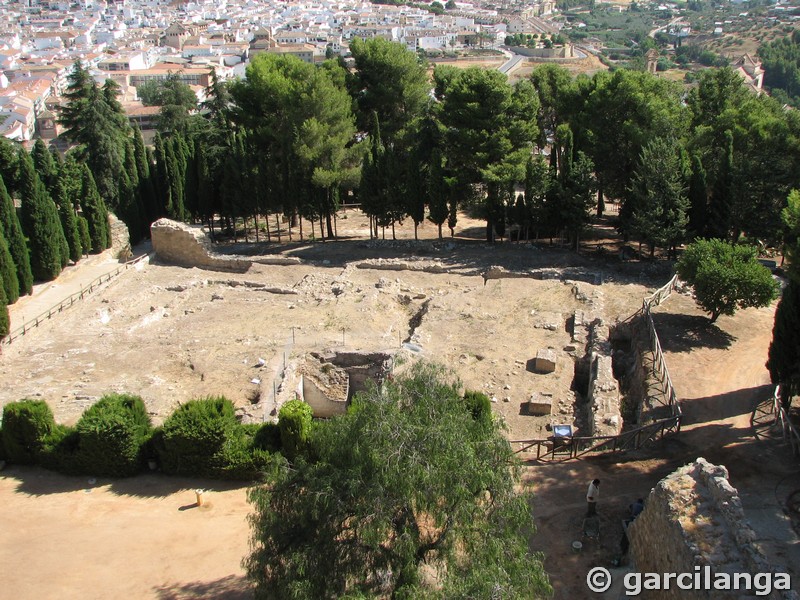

{"left": 534, "top": 349, "right": 557, "bottom": 373}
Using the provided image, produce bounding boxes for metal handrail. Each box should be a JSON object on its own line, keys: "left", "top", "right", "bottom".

{"left": 1, "top": 253, "right": 149, "bottom": 346}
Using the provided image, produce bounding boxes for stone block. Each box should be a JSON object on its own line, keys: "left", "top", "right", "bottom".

{"left": 534, "top": 349, "right": 557, "bottom": 373}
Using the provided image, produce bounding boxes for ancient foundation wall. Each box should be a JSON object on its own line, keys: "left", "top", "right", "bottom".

{"left": 150, "top": 219, "right": 252, "bottom": 273}
{"left": 629, "top": 458, "right": 797, "bottom": 600}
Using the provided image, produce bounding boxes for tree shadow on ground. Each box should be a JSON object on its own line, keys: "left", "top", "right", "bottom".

{"left": 154, "top": 574, "right": 253, "bottom": 600}
{"left": 109, "top": 474, "right": 250, "bottom": 499}
{"left": 3, "top": 466, "right": 251, "bottom": 498}
{"left": 3, "top": 465, "right": 88, "bottom": 496}
{"left": 651, "top": 312, "right": 736, "bottom": 352}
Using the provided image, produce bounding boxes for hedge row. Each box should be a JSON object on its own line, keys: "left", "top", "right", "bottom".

{"left": 0, "top": 394, "right": 307, "bottom": 481}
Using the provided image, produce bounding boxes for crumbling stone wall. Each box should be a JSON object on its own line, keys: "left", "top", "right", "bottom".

{"left": 629, "top": 458, "right": 797, "bottom": 600}
{"left": 108, "top": 213, "right": 132, "bottom": 260}
{"left": 150, "top": 218, "right": 252, "bottom": 272}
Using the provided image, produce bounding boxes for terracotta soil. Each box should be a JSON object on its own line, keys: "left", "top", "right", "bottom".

{"left": 1, "top": 210, "right": 797, "bottom": 599}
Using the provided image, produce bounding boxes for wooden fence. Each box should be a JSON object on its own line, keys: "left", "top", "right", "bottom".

{"left": 1, "top": 254, "right": 149, "bottom": 346}
{"left": 511, "top": 275, "right": 683, "bottom": 461}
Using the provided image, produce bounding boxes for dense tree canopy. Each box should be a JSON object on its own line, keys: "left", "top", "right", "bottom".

{"left": 676, "top": 239, "right": 778, "bottom": 323}
{"left": 245, "top": 363, "right": 551, "bottom": 599}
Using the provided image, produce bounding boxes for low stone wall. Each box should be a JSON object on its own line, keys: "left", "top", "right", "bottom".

{"left": 108, "top": 213, "right": 132, "bottom": 260}
{"left": 629, "top": 458, "right": 797, "bottom": 600}
{"left": 150, "top": 218, "right": 252, "bottom": 273}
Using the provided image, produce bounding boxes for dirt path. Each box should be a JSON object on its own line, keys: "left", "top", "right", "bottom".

{"left": 527, "top": 293, "right": 800, "bottom": 599}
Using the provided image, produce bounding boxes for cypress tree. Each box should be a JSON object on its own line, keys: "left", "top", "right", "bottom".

{"left": 0, "top": 137, "right": 19, "bottom": 197}
{"left": 687, "top": 153, "right": 708, "bottom": 239}
{"left": 133, "top": 125, "right": 158, "bottom": 228}
{"left": 31, "top": 139, "right": 58, "bottom": 196}
{"left": 0, "top": 276, "right": 9, "bottom": 340}
{"left": 77, "top": 216, "right": 91, "bottom": 256}
{"left": 708, "top": 130, "right": 733, "bottom": 241}
{"left": 0, "top": 226, "right": 19, "bottom": 305}
{"left": 153, "top": 133, "right": 171, "bottom": 217}
{"left": 53, "top": 176, "right": 83, "bottom": 263}
{"left": 767, "top": 279, "right": 800, "bottom": 410}
{"left": 0, "top": 174, "right": 32, "bottom": 296}
{"left": 18, "top": 150, "right": 67, "bottom": 281}
{"left": 79, "top": 165, "right": 111, "bottom": 253}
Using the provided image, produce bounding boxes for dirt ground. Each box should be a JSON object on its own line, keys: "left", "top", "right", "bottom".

{"left": 1, "top": 210, "right": 797, "bottom": 599}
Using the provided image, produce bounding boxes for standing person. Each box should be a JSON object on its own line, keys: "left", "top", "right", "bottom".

{"left": 586, "top": 479, "right": 600, "bottom": 516}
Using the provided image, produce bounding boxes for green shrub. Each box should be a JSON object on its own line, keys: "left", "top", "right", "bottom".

{"left": 0, "top": 427, "right": 6, "bottom": 461}
{"left": 278, "top": 400, "right": 313, "bottom": 460}
{"left": 74, "top": 394, "right": 153, "bottom": 477}
{"left": 213, "top": 425, "right": 277, "bottom": 480}
{"left": 157, "top": 396, "right": 238, "bottom": 477}
{"left": 463, "top": 390, "right": 492, "bottom": 426}
{"left": 252, "top": 422, "right": 282, "bottom": 453}
{"left": 38, "top": 424, "right": 81, "bottom": 474}
{"left": 1, "top": 399, "right": 56, "bottom": 464}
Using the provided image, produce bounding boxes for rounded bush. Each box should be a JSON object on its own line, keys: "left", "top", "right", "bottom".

{"left": 278, "top": 399, "right": 313, "bottom": 460}
{"left": 252, "top": 422, "right": 282, "bottom": 453}
{"left": 157, "top": 396, "right": 238, "bottom": 477}
{"left": 1, "top": 399, "right": 56, "bottom": 464}
{"left": 75, "top": 394, "right": 152, "bottom": 477}
{"left": 39, "top": 424, "right": 81, "bottom": 474}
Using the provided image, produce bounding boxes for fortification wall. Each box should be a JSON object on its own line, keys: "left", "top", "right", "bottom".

{"left": 629, "top": 458, "right": 796, "bottom": 600}
{"left": 150, "top": 219, "right": 252, "bottom": 273}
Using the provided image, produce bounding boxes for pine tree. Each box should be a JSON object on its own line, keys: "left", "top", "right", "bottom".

{"left": 0, "top": 226, "right": 19, "bottom": 305}
{"left": 79, "top": 165, "right": 111, "bottom": 253}
{"left": 18, "top": 150, "right": 67, "bottom": 281}
{"left": 0, "top": 174, "right": 32, "bottom": 297}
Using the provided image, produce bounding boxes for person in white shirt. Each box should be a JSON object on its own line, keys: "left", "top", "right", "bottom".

{"left": 586, "top": 479, "right": 600, "bottom": 516}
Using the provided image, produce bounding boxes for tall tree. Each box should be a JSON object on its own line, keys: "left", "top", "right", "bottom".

{"left": 767, "top": 279, "right": 800, "bottom": 410}
{"left": 687, "top": 153, "right": 708, "bottom": 239}
{"left": 0, "top": 226, "right": 19, "bottom": 305}
{"left": 18, "top": 150, "right": 67, "bottom": 281}
{"left": 31, "top": 139, "right": 58, "bottom": 196}
{"left": 627, "top": 137, "right": 689, "bottom": 258}
{"left": 585, "top": 70, "right": 686, "bottom": 218}
{"left": 706, "top": 130, "right": 733, "bottom": 240}
{"left": 0, "top": 174, "right": 32, "bottom": 297}
{"left": 435, "top": 66, "right": 538, "bottom": 241}
{"left": 348, "top": 38, "right": 430, "bottom": 144}
{"left": 244, "top": 362, "right": 552, "bottom": 598}
{"left": 0, "top": 272, "right": 8, "bottom": 341}
{"left": 427, "top": 148, "right": 449, "bottom": 239}
{"left": 79, "top": 165, "right": 111, "bottom": 253}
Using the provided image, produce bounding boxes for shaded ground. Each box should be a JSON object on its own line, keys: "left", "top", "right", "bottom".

{"left": 1, "top": 210, "right": 796, "bottom": 599}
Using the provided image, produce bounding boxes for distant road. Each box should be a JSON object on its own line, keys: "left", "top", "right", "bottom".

{"left": 498, "top": 53, "right": 524, "bottom": 75}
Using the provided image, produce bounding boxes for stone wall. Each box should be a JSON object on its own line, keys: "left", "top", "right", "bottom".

{"left": 150, "top": 218, "right": 252, "bottom": 273}
{"left": 108, "top": 213, "right": 132, "bottom": 260}
{"left": 629, "top": 458, "right": 797, "bottom": 600}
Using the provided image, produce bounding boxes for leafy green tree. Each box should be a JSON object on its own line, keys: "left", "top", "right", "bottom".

{"left": 244, "top": 362, "right": 551, "bottom": 599}
{"left": 0, "top": 175, "right": 31, "bottom": 298}
{"left": 627, "top": 137, "right": 689, "bottom": 258}
{"left": 137, "top": 73, "right": 198, "bottom": 132}
{"left": 0, "top": 137, "right": 20, "bottom": 197}
{"left": 348, "top": 38, "right": 430, "bottom": 143}
{"left": 0, "top": 226, "right": 18, "bottom": 306}
{"left": 586, "top": 70, "right": 686, "bottom": 220}
{"left": 676, "top": 239, "right": 778, "bottom": 323}
{"left": 435, "top": 66, "right": 538, "bottom": 241}
{"left": 18, "top": 150, "right": 67, "bottom": 280}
